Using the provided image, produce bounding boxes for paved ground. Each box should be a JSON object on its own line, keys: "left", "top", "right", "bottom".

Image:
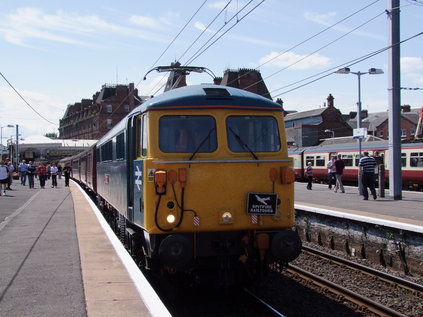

{"left": 0, "top": 184, "right": 86, "bottom": 317}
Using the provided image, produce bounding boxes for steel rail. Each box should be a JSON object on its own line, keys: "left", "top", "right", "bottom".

{"left": 243, "top": 288, "right": 286, "bottom": 317}
{"left": 287, "top": 264, "right": 409, "bottom": 317}
{"left": 302, "top": 245, "right": 423, "bottom": 295}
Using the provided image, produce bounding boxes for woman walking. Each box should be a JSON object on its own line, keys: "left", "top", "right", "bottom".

{"left": 305, "top": 162, "right": 313, "bottom": 190}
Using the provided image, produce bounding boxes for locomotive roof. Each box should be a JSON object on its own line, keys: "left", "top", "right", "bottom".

{"left": 134, "top": 84, "right": 283, "bottom": 112}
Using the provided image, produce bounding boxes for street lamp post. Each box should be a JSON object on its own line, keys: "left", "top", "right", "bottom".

{"left": 335, "top": 67, "right": 384, "bottom": 194}
{"left": 324, "top": 129, "right": 335, "bottom": 138}
{"left": 1, "top": 124, "right": 14, "bottom": 147}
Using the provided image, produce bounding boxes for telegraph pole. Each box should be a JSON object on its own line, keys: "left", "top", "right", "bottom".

{"left": 388, "top": 0, "right": 402, "bottom": 199}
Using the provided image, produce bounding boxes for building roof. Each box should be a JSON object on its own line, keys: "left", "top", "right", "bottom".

{"left": 284, "top": 108, "right": 326, "bottom": 121}
{"left": 351, "top": 110, "right": 421, "bottom": 131}
{"left": 18, "top": 135, "right": 97, "bottom": 147}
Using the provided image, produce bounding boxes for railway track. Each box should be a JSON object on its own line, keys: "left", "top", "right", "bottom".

{"left": 282, "top": 245, "right": 423, "bottom": 316}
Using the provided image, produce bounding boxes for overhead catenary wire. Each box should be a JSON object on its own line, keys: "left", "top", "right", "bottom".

{"left": 183, "top": 0, "right": 265, "bottom": 66}
{"left": 177, "top": 0, "right": 233, "bottom": 63}
{"left": 137, "top": 0, "right": 209, "bottom": 90}
{"left": 271, "top": 31, "right": 423, "bottom": 97}
{"left": 227, "top": 0, "right": 382, "bottom": 88}
{"left": 0, "top": 71, "right": 58, "bottom": 126}
{"left": 146, "top": 1, "right": 263, "bottom": 96}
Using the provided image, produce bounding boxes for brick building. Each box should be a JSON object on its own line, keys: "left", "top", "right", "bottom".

{"left": 214, "top": 68, "right": 272, "bottom": 99}
{"left": 284, "top": 94, "right": 353, "bottom": 147}
{"left": 59, "top": 83, "right": 143, "bottom": 140}
{"left": 348, "top": 105, "right": 420, "bottom": 140}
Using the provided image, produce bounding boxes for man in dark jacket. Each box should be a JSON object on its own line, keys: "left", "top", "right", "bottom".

{"left": 334, "top": 154, "right": 345, "bottom": 193}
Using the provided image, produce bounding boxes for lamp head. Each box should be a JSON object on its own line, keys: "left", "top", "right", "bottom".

{"left": 368, "top": 68, "right": 384, "bottom": 75}
{"left": 335, "top": 67, "right": 350, "bottom": 74}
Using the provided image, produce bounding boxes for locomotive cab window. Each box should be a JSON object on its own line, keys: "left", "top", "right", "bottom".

{"left": 159, "top": 115, "right": 217, "bottom": 153}
{"left": 226, "top": 116, "right": 280, "bottom": 152}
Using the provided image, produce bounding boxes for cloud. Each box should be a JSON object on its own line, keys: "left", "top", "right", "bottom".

{"left": 401, "top": 57, "right": 423, "bottom": 72}
{"left": 0, "top": 7, "right": 168, "bottom": 48}
{"left": 259, "top": 51, "right": 331, "bottom": 70}
{"left": 401, "top": 57, "right": 423, "bottom": 85}
{"left": 0, "top": 86, "right": 64, "bottom": 138}
{"left": 129, "top": 15, "right": 162, "bottom": 30}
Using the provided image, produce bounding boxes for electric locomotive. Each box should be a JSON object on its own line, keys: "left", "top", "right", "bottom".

{"left": 80, "top": 84, "right": 302, "bottom": 286}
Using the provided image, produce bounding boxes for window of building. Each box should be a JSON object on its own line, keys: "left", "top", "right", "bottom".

{"left": 106, "top": 104, "right": 113, "bottom": 113}
{"left": 410, "top": 129, "right": 415, "bottom": 136}
{"left": 107, "top": 119, "right": 113, "bottom": 129}
{"left": 410, "top": 152, "right": 423, "bottom": 167}
{"left": 159, "top": 115, "right": 217, "bottom": 153}
{"left": 227, "top": 116, "right": 280, "bottom": 152}
{"left": 379, "top": 130, "right": 384, "bottom": 137}
{"left": 401, "top": 129, "right": 407, "bottom": 137}
{"left": 124, "top": 104, "right": 130, "bottom": 112}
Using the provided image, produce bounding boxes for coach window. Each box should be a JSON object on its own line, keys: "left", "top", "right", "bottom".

{"left": 410, "top": 152, "right": 423, "bottom": 167}
{"left": 342, "top": 154, "right": 353, "bottom": 166}
{"left": 305, "top": 156, "right": 315, "bottom": 166}
{"left": 159, "top": 115, "right": 216, "bottom": 153}
{"left": 401, "top": 153, "right": 407, "bottom": 167}
{"left": 315, "top": 155, "right": 325, "bottom": 166}
{"left": 226, "top": 116, "right": 280, "bottom": 152}
{"left": 116, "top": 133, "right": 124, "bottom": 160}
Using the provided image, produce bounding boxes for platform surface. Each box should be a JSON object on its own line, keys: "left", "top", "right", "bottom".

{"left": 0, "top": 182, "right": 160, "bottom": 317}
{"left": 294, "top": 182, "right": 423, "bottom": 227}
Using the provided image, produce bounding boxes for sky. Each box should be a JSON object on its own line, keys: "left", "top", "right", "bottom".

{"left": 0, "top": 0, "right": 422, "bottom": 141}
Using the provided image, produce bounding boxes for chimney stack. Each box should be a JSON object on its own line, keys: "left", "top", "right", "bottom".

{"left": 327, "top": 94, "right": 334, "bottom": 107}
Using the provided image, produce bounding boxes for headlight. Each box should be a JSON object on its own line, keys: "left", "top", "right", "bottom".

{"left": 166, "top": 214, "right": 176, "bottom": 224}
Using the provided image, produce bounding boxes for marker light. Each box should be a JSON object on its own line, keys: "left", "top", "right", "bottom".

{"left": 178, "top": 168, "right": 187, "bottom": 188}
{"left": 155, "top": 170, "right": 167, "bottom": 195}
{"left": 280, "top": 166, "right": 295, "bottom": 184}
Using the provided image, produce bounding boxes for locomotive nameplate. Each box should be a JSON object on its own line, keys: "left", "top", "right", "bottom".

{"left": 247, "top": 193, "right": 278, "bottom": 215}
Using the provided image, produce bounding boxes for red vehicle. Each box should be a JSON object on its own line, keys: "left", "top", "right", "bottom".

{"left": 289, "top": 138, "right": 423, "bottom": 190}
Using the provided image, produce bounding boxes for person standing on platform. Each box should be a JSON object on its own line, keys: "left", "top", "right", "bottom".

{"left": 359, "top": 151, "right": 377, "bottom": 200}
{"left": 19, "top": 160, "right": 28, "bottom": 185}
{"left": 326, "top": 156, "right": 336, "bottom": 189}
{"left": 0, "top": 161, "right": 9, "bottom": 196}
{"left": 63, "top": 165, "right": 72, "bottom": 187}
{"left": 305, "top": 162, "right": 313, "bottom": 190}
{"left": 37, "top": 163, "right": 47, "bottom": 188}
{"left": 334, "top": 154, "right": 345, "bottom": 193}
{"left": 27, "top": 161, "right": 37, "bottom": 188}
{"left": 6, "top": 160, "right": 14, "bottom": 190}
{"left": 50, "top": 163, "right": 58, "bottom": 188}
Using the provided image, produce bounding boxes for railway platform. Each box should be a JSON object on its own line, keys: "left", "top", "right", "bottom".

{"left": 294, "top": 182, "right": 423, "bottom": 231}
{"left": 0, "top": 182, "right": 170, "bottom": 317}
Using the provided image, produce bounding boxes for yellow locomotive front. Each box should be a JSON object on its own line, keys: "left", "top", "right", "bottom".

{"left": 133, "top": 85, "right": 301, "bottom": 285}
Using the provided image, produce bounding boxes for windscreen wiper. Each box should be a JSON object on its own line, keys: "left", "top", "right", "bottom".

{"left": 228, "top": 127, "right": 259, "bottom": 160}
{"left": 189, "top": 127, "right": 215, "bottom": 161}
